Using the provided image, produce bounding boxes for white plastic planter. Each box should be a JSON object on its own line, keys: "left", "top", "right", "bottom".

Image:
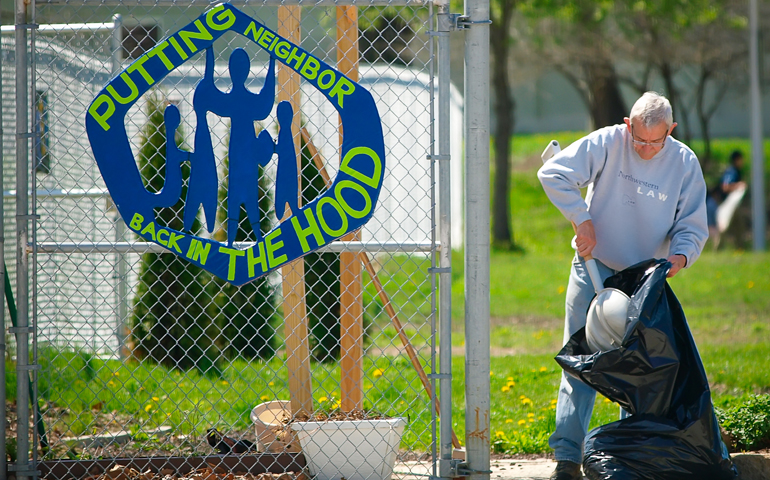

{"left": 290, "top": 417, "right": 407, "bottom": 480}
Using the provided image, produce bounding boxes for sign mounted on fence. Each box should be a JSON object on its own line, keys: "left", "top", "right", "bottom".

{"left": 86, "top": 3, "right": 386, "bottom": 286}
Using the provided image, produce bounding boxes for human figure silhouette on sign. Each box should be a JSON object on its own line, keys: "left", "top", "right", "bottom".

{"left": 274, "top": 100, "right": 299, "bottom": 221}
{"left": 147, "top": 103, "right": 184, "bottom": 209}
{"left": 190, "top": 47, "right": 276, "bottom": 246}
{"left": 185, "top": 48, "right": 221, "bottom": 234}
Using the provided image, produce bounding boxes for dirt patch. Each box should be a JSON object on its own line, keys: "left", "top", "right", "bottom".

{"left": 5, "top": 401, "right": 219, "bottom": 461}
{"left": 81, "top": 464, "right": 306, "bottom": 480}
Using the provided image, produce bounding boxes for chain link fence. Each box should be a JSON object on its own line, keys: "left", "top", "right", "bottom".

{"left": 3, "top": 1, "right": 464, "bottom": 479}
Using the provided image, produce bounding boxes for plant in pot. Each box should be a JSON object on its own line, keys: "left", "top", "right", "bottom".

{"left": 252, "top": 398, "right": 406, "bottom": 480}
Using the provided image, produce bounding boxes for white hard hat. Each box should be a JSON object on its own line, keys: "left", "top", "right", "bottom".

{"left": 586, "top": 288, "right": 631, "bottom": 352}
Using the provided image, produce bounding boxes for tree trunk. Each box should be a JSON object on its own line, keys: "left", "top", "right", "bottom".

{"left": 490, "top": 0, "right": 516, "bottom": 248}
{"left": 584, "top": 58, "right": 626, "bottom": 128}
{"left": 659, "top": 61, "right": 692, "bottom": 145}
{"left": 696, "top": 69, "right": 713, "bottom": 169}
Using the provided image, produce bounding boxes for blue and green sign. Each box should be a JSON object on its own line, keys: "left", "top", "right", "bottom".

{"left": 86, "top": 3, "right": 385, "bottom": 286}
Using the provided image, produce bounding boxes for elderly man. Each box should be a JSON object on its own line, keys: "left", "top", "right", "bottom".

{"left": 537, "top": 92, "right": 709, "bottom": 480}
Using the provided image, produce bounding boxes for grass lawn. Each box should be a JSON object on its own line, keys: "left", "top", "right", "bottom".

{"left": 443, "top": 134, "right": 770, "bottom": 453}
{"left": 7, "top": 134, "right": 770, "bottom": 458}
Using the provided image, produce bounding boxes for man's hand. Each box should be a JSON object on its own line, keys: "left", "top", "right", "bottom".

{"left": 575, "top": 220, "right": 596, "bottom": 258}
{"left": 666, "top": 254, "right": 687, "bottom": 278}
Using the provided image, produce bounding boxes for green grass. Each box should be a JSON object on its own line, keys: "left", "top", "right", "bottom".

{"left": 9, "top": 134, "right": 770, "bottom": 457}
{"left": 35, "top": 347, "right": 438, "bottom": 456}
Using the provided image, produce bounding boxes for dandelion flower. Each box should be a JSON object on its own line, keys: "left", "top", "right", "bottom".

{"left": 507, "top": 381, "right": 515, "bottom": 388}
{"left": 518, "top": 420, "right": 526, "bottom": 426}
{"left": 604, "top": 398, "right": 611, "bottom": 403}
{"left": 550, "top": 399, "right": 558, "bottom": 404}
{"left": 495, "top": 431, "right": 505, "bottom": 438}
{"left": 505, "top": 419, "right": 513, "bottom": 424}
{"left": 490, "top": 371, "right": 494, "bottom": 376}
{"left": 507, "top": 377, "right": 514, "bottom": 382}
{"left": 557, "top": 286, "right": 566, "bottom": 294}
{"left": 221, "top": 380, "right": 228, "bottom": 386}
{"left": 748, "top": 281, "right": 755, "bottom": 289}
{"left": 260, "top": 395, "right": 270, "bottom": 401}
{"left": 519, "top": 395, "right": 526, "bottom": 399}
{"left": 501, "top": 386, "right": 510, "bottom": 393}
{"left": 268, "top": 382, "right": 274, "bottom": 386}
{"left": 529, "top": 418, "right": 535, "bottom": 423}
{"left": 521, "top": 397, "right": 532, "bottom": 405}
{"left": 400, "top": 400, "right": 405, "bottom": 405}
{"left": 145, "top": 404, "right": 153, "bottom": 412}
{"left": 373, "top": 369, "right": 384, "bottom": 378}
{"left": 107, "top": 381, "right": 115, "bottom": 387}
{"left": 539, "top": 366, "right": 547, "bottom": 372}
{"left": 113, "top": 372, "right": 120, "bottom": 376}
{"left": 527, "top": 413, "right": 534, "bottom": 417}
{"left": 152, "top": 396, "right": 159, "bottom": 402}
{"left": 319, "top": 396, "right": 328, "bottom": 403}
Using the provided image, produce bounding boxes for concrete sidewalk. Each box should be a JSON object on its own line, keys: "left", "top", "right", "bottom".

{"left": 489, "top": 458, "right": 567, "bottom": 480}
{"left": 398, "top": 452, "right": 770, "bottom": 479}
{"left": 396, "top": 458, "right": 573, "bottom": 480}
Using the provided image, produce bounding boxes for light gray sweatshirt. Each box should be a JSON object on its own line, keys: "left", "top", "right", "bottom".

{"left": 537, "top": 124, "right": 708, "bottom": 271}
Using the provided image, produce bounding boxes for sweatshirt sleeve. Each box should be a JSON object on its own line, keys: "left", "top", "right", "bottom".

{"left": 537, "top": 128, "right": 613, "bottom": 226}
{"left": 668, "top": 152, "right": 709, "bottom": 267}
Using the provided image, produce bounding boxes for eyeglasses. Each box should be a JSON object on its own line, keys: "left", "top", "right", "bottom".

{"left": 630, "top": 125, "right": 667, "bottom": 147}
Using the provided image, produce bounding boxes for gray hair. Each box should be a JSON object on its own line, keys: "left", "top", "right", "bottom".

{"left": 629, "top": 92, "right": 673, "bottom": 129}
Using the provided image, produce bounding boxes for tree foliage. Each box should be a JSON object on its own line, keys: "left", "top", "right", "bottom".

{"left": 212, "top": 122, "right": 278, "bottom": 361}
{"left": 130, "top": 92, "right": 221, "bottom": 376}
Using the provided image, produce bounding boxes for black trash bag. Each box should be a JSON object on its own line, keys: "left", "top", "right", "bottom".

{"left": 555, "top": 258, "right": 738, "bottom": 480}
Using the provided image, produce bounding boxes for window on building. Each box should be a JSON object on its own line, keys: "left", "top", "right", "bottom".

{"left": 121, "top": 23, "right": 160, "bottom": 60}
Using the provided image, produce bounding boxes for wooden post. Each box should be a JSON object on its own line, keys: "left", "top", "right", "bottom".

{"left": 336, "top": 6, "right": 364, "bottom": 413}
{"left": 278, "top": 6, "right": 313, "bottom": 418}
{"left": 302, "top": 128, "right": 462, "bottom": 449}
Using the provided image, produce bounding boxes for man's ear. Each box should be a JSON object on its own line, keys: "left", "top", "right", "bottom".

{"left": 669, "top": 122, "right": 678, "bottom": 135}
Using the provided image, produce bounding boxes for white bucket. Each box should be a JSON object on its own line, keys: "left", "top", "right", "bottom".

{"left": 250, "top": 400, "right": 301, "bottom": 453}
{"left": 290, "top": 417, "right": 407, "bottom": 480}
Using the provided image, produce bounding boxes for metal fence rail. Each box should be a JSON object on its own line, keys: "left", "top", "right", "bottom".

{"left": 3, "top": 1, "right": 472, "bottom": 480}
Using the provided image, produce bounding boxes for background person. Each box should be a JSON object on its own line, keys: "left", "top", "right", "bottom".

{"left": 706, "top": 150, "right": 747, "bottom": 248}
{"left": 537, "top": 91, "right": 709, "bottom": 480}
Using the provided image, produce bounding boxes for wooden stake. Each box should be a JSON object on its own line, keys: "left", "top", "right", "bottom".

{"left": 278, "top": 6, "right": 313, "bottom": 418}
{"left": 336, "top": 6, "right": 364, "bottom": 414}
{"left": 301, "top": 127, "right": 461, "bottom": 449}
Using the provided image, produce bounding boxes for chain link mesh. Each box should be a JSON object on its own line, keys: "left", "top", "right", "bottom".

{"left": 3, "top": 2, "right": 462, "bottom": 479}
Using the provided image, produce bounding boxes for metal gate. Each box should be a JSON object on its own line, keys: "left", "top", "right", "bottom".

{"left": 3, "top": 0, "right": 468, "bottom": 479}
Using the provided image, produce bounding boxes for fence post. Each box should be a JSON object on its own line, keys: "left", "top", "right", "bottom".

{"left": 110, "top": 14, "right": 131, "bottom": 358}
{"left": 278, "top": 6, "right": 314, "bottom": 418}
{"left": 464, "top": 0, "right": 491, "bottom": 477}
{"left": 336, "top": 5, "right": 364, "bottom": 413}
{"left": 15, "top": 0, "right": 32, "bottom": 476}
{"left": 0, "top": 0, "right": 6, "bottom": 472}
{"left": 749, "top": 0, "right": 765, "bottom": 251}
{"left": 436, "top": 0, "right": 454, "bottom": 469}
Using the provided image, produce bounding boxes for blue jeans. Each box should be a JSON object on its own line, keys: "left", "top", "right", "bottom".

{"left": 549, "top": 256, "right": 622, "bottom": 463}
